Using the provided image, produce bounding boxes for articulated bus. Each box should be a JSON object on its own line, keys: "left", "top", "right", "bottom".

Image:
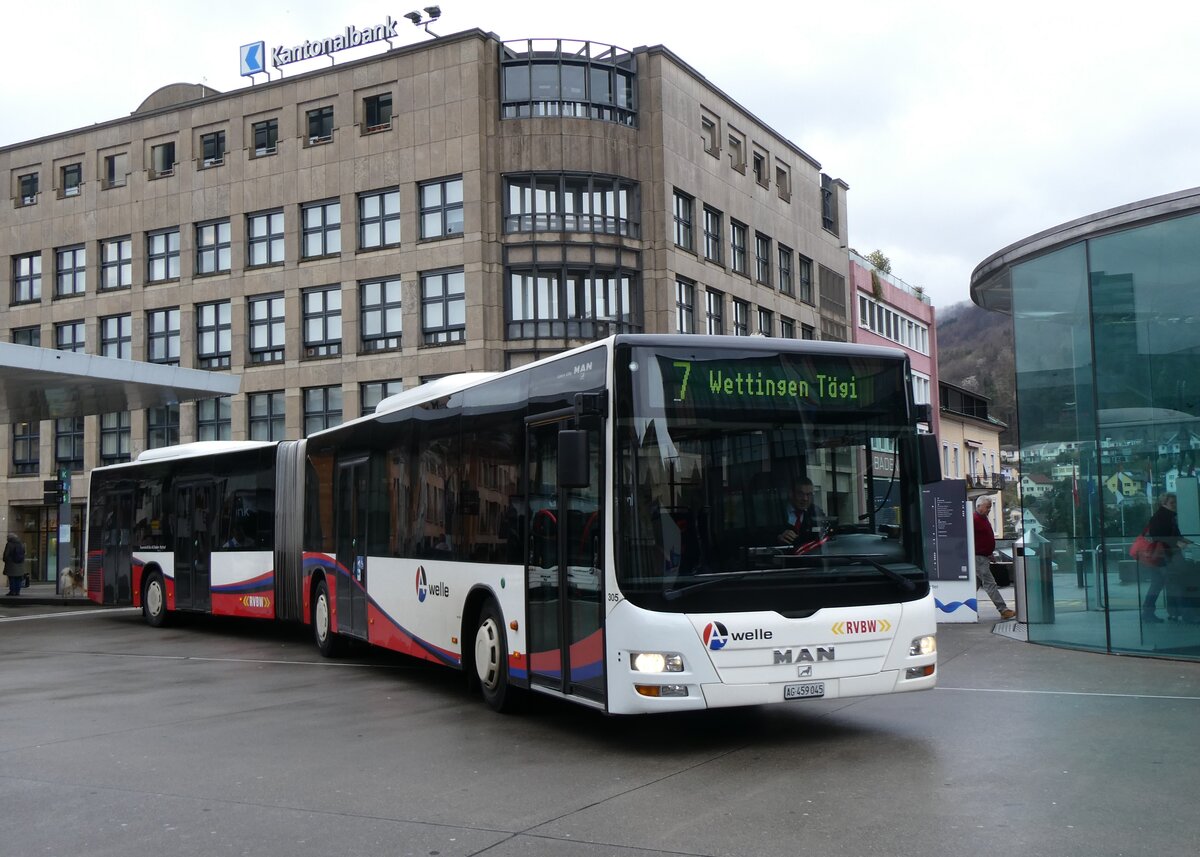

{"left": 87, "top": 334, "right": 940, "bottom": 714}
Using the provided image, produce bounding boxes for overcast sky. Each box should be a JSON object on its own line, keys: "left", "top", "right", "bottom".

{"left": 4, "top": 0, "right": 1196, "bottom": 310}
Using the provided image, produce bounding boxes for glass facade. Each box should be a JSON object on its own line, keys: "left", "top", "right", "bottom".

{"left": 975, "top": 199, "right": 1200, "bottom": 659}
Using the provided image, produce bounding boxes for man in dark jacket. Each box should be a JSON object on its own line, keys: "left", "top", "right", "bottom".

{"left": 974, "top": 497, "right": 1015, "bottom": 620}
{"left": 3, "top": 534, "right": 27, "bottom": 596}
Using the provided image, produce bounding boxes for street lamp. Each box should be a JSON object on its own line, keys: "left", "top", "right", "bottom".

{"left": 405, "top": 5, "right": 442, "bottom": 37}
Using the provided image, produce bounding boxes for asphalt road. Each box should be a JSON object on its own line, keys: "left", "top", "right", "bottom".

{"left": 2, "top": 604, "right": 1199, "bottom": 857}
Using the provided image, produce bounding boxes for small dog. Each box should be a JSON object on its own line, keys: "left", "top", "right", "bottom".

{"left": 61, "top": 567, "right": 85, "bottom": 597}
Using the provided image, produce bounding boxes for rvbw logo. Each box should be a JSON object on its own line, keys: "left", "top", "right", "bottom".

{"left": 415, "top": 566, "right": 450, "bottom": 603}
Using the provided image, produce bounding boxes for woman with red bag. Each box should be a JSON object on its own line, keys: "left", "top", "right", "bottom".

{"left": 1140, "top": 492, "right": 1192, "bottom": 623}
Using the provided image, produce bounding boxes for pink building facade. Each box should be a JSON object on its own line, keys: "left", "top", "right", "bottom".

{"left": 848, "top": 252, "right": 939, "bottom": 436}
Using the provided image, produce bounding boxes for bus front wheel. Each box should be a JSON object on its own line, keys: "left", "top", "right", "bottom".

{"left": 312, "top": 579, "right": 344, "bottom": 658}
{"left": 474, "top": 599, "right": 517, "bottom": 712}
{"left": 143, "top": 571, "right": 168, "bottom": 627}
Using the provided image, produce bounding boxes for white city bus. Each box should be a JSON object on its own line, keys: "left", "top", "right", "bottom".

{"left": 88, "top": 334, "right": 939, "bottom": 714}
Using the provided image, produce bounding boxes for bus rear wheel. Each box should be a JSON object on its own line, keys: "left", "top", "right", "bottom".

{"left": 474, "top": 599, "right": 517, "bottom": 712}
{"left": 143, "top": 571, "right": 168, "bottom": 627}
{"left": 312, "top": 579, "right": 345, "bottom": 657}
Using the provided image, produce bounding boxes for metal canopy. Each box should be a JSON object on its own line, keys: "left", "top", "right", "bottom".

{"left": 0, "top": 343, "right": 240, "bottom": 424}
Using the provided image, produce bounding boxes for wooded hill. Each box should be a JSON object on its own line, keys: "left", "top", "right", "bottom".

{"left": 935, "top": 301, "right": 1017, "bottom": 446}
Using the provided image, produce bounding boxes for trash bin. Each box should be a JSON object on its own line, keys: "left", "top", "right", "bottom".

{"left": 1013, "top": 547, "right": 1028, "bottom": 623}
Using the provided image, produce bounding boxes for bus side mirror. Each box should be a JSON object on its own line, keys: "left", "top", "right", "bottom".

{"left": 559, "top": 430, "right": 590, "bottom": 488}
{"left": 914, "top": 403, "right": 932, "bottom": 425}
{"left": 918, "top": 433, "right": 941, "bottom": 484}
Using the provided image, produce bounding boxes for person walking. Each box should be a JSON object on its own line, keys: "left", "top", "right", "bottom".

{"left": 3, "top": 534, "right": 27, "bottom": 596}
{"left": 1139, "top": 492, "right": 1192, "bottom": 623}
{"left": 974, "top": 497, "right": 1015, "bottom": 620}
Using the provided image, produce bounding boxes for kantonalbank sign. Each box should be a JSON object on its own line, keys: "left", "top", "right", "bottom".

{"left": 240, "top": 15, "right": 400, "bottom": 75}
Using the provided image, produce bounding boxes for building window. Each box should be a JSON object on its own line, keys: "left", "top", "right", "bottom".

{"left": 361, "top": 380, "right": 403, "bottom": 414}
{"left": 303, "top": 286, "right": 342, "bottom": 358}
{"left": 673, "top": 190, "right": 694, "bottom": 251}
{"left": 363, "top": 92, "right": 393, "bottom": 132}
{"left": 503, "top": 173, "right": 637, "bottom": 236}
{"left": 302, "top": 200, "right": 341, "bottom": 258}
{"left": 730, "top": 221, "right": 747, "bottom": 275}
{"left": 200, "top": 131, "right": 226, "bottom": 167}
{"left": 821, "top": 173, "right": 840, "bottom": 236}
{"left": 147, "top": 229, "right": 180, "bottom": 282}
{"left": 55, "top": 321, "right": 85, "bottom": 353}
{"left": 419, "top": 177, "right": 464, "bottom": 238}
{"left": 252, "top": 119, "right": 278, "bottom": 157}
{"left": 99, "top": 412, "right": 132, "bottom": 465}
{"left": 12, "top": 253, "right": 41, "bottom": 303}
{"left": 776, "top": 162, "right": 791, "bottom": 201}
{"left": 701, "top": 112, "right": 720, "bottom": 156}
{"left": 778, "top": 245, "right": 794, "bottom": 296}
{"left": 11, "top": 422, "right": 39, "bottom": 475}
{"left": 13, "top": 326, "right": 41, "bottom": 347}
{"left": 102, "top": 152, "right": 128, "bottom": 189}
{"left": 859, "top": 294, "right": 930, "bottom": 355}
{"left": 17, "top": 171, "right": 39, "bottom": 205}
{"left": 60, "top": 163, "right": 83, "bottom": 197}
{"left": 150, "top": 142, "right": 175, "bottom": 178}
{"left": 197, "top": 397, "right": 232, "bottom": 441}
{"left": 705, "top": 289, "right": 724, "bottom": 335}
{"left": 819, "top": 264, "right": 847, "bottom": 320}
{"left": 500, "top": 39, "right": 637, "bottom": 126}
{"left": 675, "top": 278, "right": 695, "bottom": 334}
{"left": 757, "top": 307, "right": 773, "bottom": 337}
{"left": 733, "top": 299, "right": 749, "bottom": 336}
{"left": 147, "top": 308, "right": 180, "bottom": 365}
{"left": 361, "top": 277, "right": 403, "bottom": 352}
{"left": 147, "top": 405, "right": 180, "bottom": 449}
{"left": 728, "top": 128, "right": 746, "bottom": 172}
{"left": 703, "top": 206, "right": 722, "bottom": 264}
{"left": 247, "top": 210, "right": 285, "bottom": 267}
{"left": 358, "top": 188, "right": 400, "bottom": 249}
{"left": 248, "top": 391, "right": 287, "bottom": 441}
{"left": 100, "top": 237, "right": 132, "bottom": 290}
{"left": 195, "top": 220, "right": 232, "bottom": 275}
{"left": 752, "top": 150, "right": 768, "bottom": 187}
{"left": 306, "top": 106, "right": 334, "bottom": 145}
{"left": 55, "top": 246, "right": 86, "bottom": 297}
{"left": 248, "top": 294, "right": 286, "bottom": 364}
{"left": 197, "top": 301, "right": 232, "bottom": 369}
{"left": 100, "top": 314, "right": 132, "bottom": 359}
{"left": 801, "top": 323, "right": 816, "bottom": 340}
{"left": 506, "top": 266, "right": 641, "bottom": 339}
{"left": 304, "top": 386, "right": 343, "bottom": 436}
{"left": 55, "top": 417, "right": 85, "bottom": 473}
{"left": 755, "top": 233, "right": 772, "bottom": 285}
{"left": 421, "top": 269, "right": 466, "bottom": 344}
{"left": 798, "top": 255, "right": 814, "bottom": 304}
{"left": 780, "top": 316, "right": 796, "bottom": 339}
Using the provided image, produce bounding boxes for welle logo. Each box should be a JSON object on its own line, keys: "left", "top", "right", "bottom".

{"left": 415, "top": 566, "right": 450, "bottom": 603}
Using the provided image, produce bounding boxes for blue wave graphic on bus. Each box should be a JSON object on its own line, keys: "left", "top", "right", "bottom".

{"left": 211, "top": 571, "right": 274, "bottom": 594}
{"left": 934, "top": 598, "right": 978, "bottom": 614}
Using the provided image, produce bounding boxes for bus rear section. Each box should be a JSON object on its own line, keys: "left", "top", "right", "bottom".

{"left": 86, "top": 442, "right": 289, "bottom": 624}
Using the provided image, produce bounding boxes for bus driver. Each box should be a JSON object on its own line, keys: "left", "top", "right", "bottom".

{"left": 779, "top": 476, "right": 825, "bottom": 548}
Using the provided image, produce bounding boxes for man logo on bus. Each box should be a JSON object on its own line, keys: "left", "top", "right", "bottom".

{"left": 416, "top": 566, "right": 428, "bottom": 602}
{"left": 703, "top": 621, "right": 730, "bottom": 650}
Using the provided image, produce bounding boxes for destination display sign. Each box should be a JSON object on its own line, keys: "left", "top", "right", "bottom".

{"left": 654, "top": 352, "right": 903, "bottom": 414}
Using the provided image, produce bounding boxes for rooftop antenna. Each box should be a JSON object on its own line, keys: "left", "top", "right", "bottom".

{"left": 404, "top": 5, "right": 442, "bottom": 37}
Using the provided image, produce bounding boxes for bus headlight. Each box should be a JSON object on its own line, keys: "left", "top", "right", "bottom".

{"left": 909, "top": 635, "right": 936, "bottom": 656}
{"left": 631, "top": 652, "right": 684, "bottom": 673}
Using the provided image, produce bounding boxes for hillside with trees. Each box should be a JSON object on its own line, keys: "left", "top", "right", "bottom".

{"left": 935, "top": 301, "right": 1017, "bottom": 446}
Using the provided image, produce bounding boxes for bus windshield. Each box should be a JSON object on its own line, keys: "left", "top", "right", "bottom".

{"left": 615, "top": 342, "right": 929, "bottom": 614}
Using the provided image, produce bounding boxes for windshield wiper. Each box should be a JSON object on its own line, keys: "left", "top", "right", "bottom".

{"left": 663, "top": 570, "right": 768, "bottom": 601}
{"left": 841, "top": 555, "right": 918, "bottom": 592}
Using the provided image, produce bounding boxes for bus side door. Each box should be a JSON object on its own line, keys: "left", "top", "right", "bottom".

{"left": 525, "top": 416, "right": 605, "bottom": 705}
{"left": 174, "top": 480, "right": 214, "bottom": 612}
{"left": 335, "top": 457, "right": 370, "bottom": 640}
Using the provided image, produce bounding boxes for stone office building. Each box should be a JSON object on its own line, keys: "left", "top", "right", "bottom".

{"left": 0, "top": 27, "right": 850, "bottom": 580}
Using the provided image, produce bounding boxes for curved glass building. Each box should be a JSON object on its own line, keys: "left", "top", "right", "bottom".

{"left": 972, "top": 188, "right": 1200, "bottom": 658}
